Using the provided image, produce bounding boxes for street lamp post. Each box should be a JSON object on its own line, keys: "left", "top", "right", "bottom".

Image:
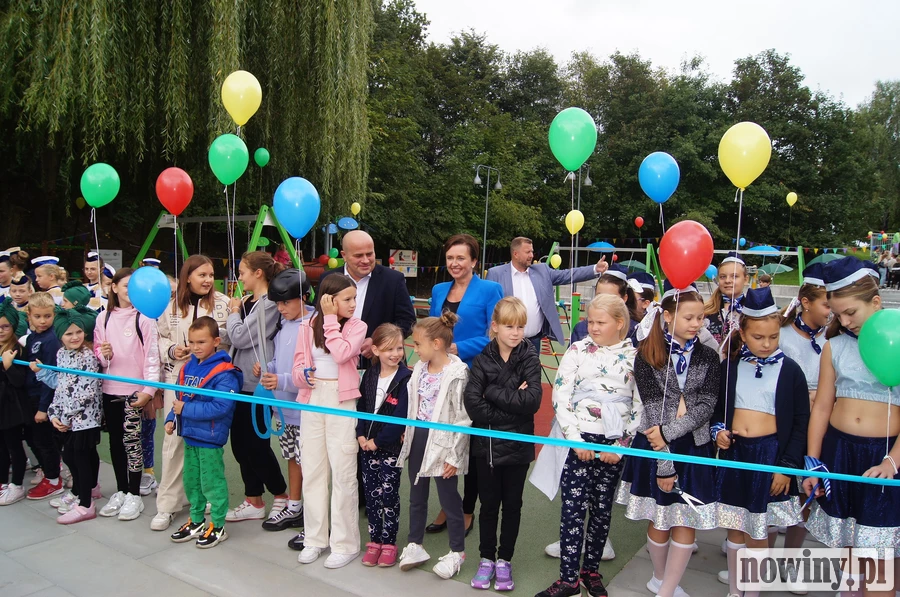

{"left": 474, "top": 165, "right": 501, "bottom": 272}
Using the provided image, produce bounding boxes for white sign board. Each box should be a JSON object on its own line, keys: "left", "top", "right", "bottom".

{"left": 390, "top": 249, "right": 417, "bottom": 278}
{"left": 99, "top": 249, "right": 123, "bottom": 270}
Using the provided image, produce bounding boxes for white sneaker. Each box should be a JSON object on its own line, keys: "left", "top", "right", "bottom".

{"left": 544, "top": 541, "right": 561, "bottom": 558}
{"left": 691, "top": 542, "right": 699, "bottom": 554}
{"left": 269, "top": 496, "right": 287, "bottom": 518}
{"left": 647, "top": 575, "right": 690, "bottom": 597}
{"left": 150, "top": 511, "right": 176, "bottom": 531}
{"left": 50, "top": 489, "right": 76, "bottom": 509}
{"left": 0, "top": 483, "right": 25, "bottom": 505}
{"left": 139, "top": 473, "right": 158, "bottom": 496}
{"left": 433, "top": 551, "right": 465, "bottom": 579}
{"left": 225, "top": 500, "right": 266, "bottom": 522}
{"left": 118, "top": 493, "right": 144, "bottom": 521}
{"left": 399, "top": 542, "right": 431, "bottom": 571}
{"left": 100, "top": 491, "right": 126, "bottom": 517}
{"left": 601, "top": 539, "right": 615, "bottom": 561}
{"left": 298, "top": 546, "right": 323, "bottom": 564}
{"left": 718, "top": 570, "right": 729, "bottom": 584}
{"left": 57, "top": 492, "right": 80, "bottom": 514}
{"left": 324, "top": 551, "right": 359, "bottom": 569}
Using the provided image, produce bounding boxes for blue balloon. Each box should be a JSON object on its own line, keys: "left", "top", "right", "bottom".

{"left": 273, "top": 177, "right": 321, "bottom": 239}
{"left": 638, "top": 152, "right": 680, "bottom": 204}
{"left": 337, "top": 217, "right": 358, "bottom": 230}
{"left": 705, "top": 265, "right": 718, "bottom": 280}
{"left": 128, "top": 266, "right": 171, "bottom": 319}
{"left": 739, "top": 237, "right": 747, "bottom": 247}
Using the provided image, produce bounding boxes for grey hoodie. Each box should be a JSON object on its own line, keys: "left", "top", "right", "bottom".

{"left": 227, "top": 295, "right": 281, "bottom": 392}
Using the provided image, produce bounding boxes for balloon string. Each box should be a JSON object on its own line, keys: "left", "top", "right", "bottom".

{"left": 224, "top": 185, "right": 233, "bottom": 287}
{"left": 659, "top": 204, "right": 666, "bottom": 234}
{"left": 660, "top": 291, "right": 680, "bottom": 429}
{"left": 173, "top": 215, "right": 179, "bottom": 320}
{"left": 570, "top": 174, "right": 575, "bottom": 289}
{"left": 722, "top": 186, "right": 744, "bottom": 424}
{"left": 90, "top": 208, "right": 100, "bottom": 270}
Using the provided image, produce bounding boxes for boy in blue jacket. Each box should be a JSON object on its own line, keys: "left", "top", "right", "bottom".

{"left": 166, "top": 316, "right": 242, "bottom": 548}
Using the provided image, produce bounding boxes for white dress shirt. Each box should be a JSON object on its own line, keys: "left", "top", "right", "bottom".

{"left": 344, "top": 266, "right": 371, "bottom": 318}
{"left": 511, "top": 266, "right": 544, "bottom": 337}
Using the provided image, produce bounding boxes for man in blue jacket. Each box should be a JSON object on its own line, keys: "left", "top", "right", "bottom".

{"left": 166, "top": 316, "right": 242, "bottom": 549}
{"left": 486, "top": 237, "right": 607, "bottom": 353}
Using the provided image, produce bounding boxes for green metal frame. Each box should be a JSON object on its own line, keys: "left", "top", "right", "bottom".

{"left": 132, "top": 211, "right": 189, "bottom": 267}
{"left": 796, "top": 246, "right": 806, "bottom": 285}
{"left": 644, "top": 243, "right": 665, "bottom": 296}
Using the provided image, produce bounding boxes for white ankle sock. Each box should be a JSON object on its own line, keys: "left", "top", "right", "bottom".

{"left": 288, "top": 499, "right": 302, "bottom": 512}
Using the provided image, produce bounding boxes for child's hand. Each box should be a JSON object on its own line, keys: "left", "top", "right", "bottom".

{"left": 598, "top": 452, "right": 621, "bottom": 465}
{"left": 802, "top": 477, "right": 823, "bottom": 498}
{"left": 29, "top": 359, "right": 42, "bottom": 373}
{"left": 518, "top": 380, "right": 528, "bottom": 390}
{"left": 51, "top": 418, "right": 69, "bottom": 432}
{"left": 573, "top": 448, "right": 595, "bottom": 461}
{"left": 100, "top": 342, "right": 114, "bottom": 360}
{"left": 656, "top": 476, "right": 675, "bottom": 492}
{"left": 172, "top": 400, "right": 184, "bottom": 415}
{"left": 862, "top": 460, "right": 897, "bottom": 479}
{"left": 643, "top": 426, "right": 666, "bottom": 450}
{"left": 252, "top": 362, "right": 261, "bottom": 377}
{"left": 260, "top": 372, "right": 278, "bottom": 391}
{"left": 34, "top": 410, "right": 48, "bottom": 423}
{"left": 2, "top": 349, "right": 15, "bottom": 370}
{"left": 228, "top": 297, "right": 243, "bottom": 312}
{"left": 173, "top": 345, "right": 191, "bottom": 359}
{"left": 715, "top": 430, "right": 733, "bottom": 451}
{"left": 442, "top": 463, "right": 458, "bottom": 479}
{"left": 320, "top": 293, "right": 338, "bottom": 316}
{"left": 130, "top": 392, "right": 152, "bottom": 408}
{"left": 365, "top": 439, "right": 378, "bottom": 452}
{"left": 165, "top": 421, "right": 175, "bottom": 435}
{"left": 301, "top": 367, "right": 316, "bottom": 389}
{"left": 358, "top": 436, "right": 368, "bottom": 450}
{"left": 770, "top": 473, "right": 791, "bottom": 496}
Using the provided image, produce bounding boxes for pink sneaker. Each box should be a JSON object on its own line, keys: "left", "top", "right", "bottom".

{"left": 378, "top": 544, "right": 398, "bottom": 567}
{"left": 362, "top": 542, "right": 382, "bottom": 567}
{"left": 91, "top": 485, "right": 102, "bottom": 500}
{"left": 57, "top": 502, "right": 97, "bottom": 525}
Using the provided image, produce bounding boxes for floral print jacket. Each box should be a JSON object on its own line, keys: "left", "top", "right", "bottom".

{"left": 47, "top": 347, "right": 102, "bottom": 432}
{"left": 552, "top": 338, "right": 642, "bottom": 447}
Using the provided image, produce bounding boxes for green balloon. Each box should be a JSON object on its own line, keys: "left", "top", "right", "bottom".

{"left": 329, "top": 247, "right": 339, "bottom": 258}
{"left": 548, "top": 107, "right": 598, "bottom": 172}
{"left": 208, "top": 134, "right": 249, "bottom": 185}
{"left": 80, "top": 163, "right": 120, "bottom": 208}
{"left": 894, "top": 232, "right": 900, "bottom": 243}
{"left": 858, "top": 309, "right": 900, "bottom": 387}
{"left": 254, "top": 147, "right": 270, "bottom": 168}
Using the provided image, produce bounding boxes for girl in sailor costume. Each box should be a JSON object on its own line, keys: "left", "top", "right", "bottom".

{"left": 616, "top": 281, "right": 720, "bottom": 597}
{"left": 712, "top": 287, "right": 809, "bottom": 597}
{"left": 804, "top": 257, "right": 900, "bottom": 597}
{"left": 704, "top": 252, "right": 749, "bottom": 351}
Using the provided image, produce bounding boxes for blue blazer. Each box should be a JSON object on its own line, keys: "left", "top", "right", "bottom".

{"left": 486, "top": 262, "right": 598, "bottom": 344}
{"left": 430, "top": 275, "right": 503, "bottom": 367}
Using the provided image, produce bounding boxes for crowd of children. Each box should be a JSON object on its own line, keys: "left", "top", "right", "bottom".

{"left": 0, "top": 245, "right": 898, "bottom": 597}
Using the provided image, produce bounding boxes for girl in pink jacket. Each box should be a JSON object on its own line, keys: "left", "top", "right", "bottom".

{"left": 93, "top": 268, "right": 160, "bottom": 522}
{"left": 291, "top": 274, "right": 367, "bottom": 568}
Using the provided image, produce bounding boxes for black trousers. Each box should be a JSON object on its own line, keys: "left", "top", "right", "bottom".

{"left": 29, "top": 416, "right": 60, "bottom": 479}
{"left": 0, "top": 425, "right": 27, "bottom": 485}
{"left": 230, "top": 397, "right": 287, "bottom": 497}
{"left": 102, "top": 394, "right": 142, "bottom": 495}
{"left": 475, "top": 457, "right": 529, "bottom": 561}
{"left": 61, "top": 428, "right": 100, "bottom": 507}
{"left": 462, "top": 451, "right": 479, "bottom": 515}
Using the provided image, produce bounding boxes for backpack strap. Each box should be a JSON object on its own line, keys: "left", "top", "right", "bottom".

{"left": 196, "top": 362, "right": 236, "bottom": 389}
{"left": 135, "top": 312, "right": 143, "bottom": 345}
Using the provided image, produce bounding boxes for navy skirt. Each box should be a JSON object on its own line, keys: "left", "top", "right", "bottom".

{"left": 615, "top": 433, "right": 717, "bottom": 530}
{"left": 715, "top": 434, "right": 802, "bottom": 539}
{"left": 807, "top": 425, "right": 900, "bottom": 549}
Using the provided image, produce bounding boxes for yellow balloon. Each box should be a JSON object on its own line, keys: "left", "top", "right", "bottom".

{"left": 221, "top": 70, "right": 262, "bottom": 126}
{"left": 549, "top": 254, "right": 562, "bottom": 269}
{"left": 786, "top": 192, "right": 798, "bottom": 207}
{"left": 350, "top": 202, "right": 361, "bottom": 216}
{"left": 75, "top": 196, "right": 86, "bottom": 209}
{"left": 718, "top": 122, "right": 772, "bottom": 189}
{"left": 565, "top": 209, "right": 585, "bottom": 235}
{"left": 327, "top": 257, "right": 338, "bottom": 269}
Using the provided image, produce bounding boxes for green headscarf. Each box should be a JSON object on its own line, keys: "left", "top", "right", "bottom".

{"left": 62, "top": 280, "right": 92, "bottom": 309}
{"left": 53, "top": 305, "right": 98, "bottom": 340}
{"left": 0, "top": 297, "right": 26, "bottom": 337}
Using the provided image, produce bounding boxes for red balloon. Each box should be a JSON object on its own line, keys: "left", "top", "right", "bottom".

{"left": 659, "top": 220, "right": 714, "bottom": 289}
{"left": 612, "top": 254, "right": 618, "bottom": 262}
{"left": 155, "top": 168, "right": 194, "bottom": 216}
{"left": 634, "top": 216, "right": 644, "bottom": 228}
{"left": 389, "top": 257, "right": 395, "bottom": 265}
{"left": 318, "top": 254, "right": 329, "bottom": 265}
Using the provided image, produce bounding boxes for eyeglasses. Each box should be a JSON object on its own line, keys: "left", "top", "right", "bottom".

{"left": 0, "top": 324, "right": 12, "bottom": 331}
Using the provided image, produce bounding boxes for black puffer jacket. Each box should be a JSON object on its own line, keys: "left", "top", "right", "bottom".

{"left": 464, "top": 340, "right": 543, "bottom": 466}
{"left": 356, "top": 362, "right": 412, "bottom": 456}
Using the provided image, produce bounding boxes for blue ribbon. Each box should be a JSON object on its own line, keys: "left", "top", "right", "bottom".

{"left": 16, "top": 359, "right": 900, "bottom": 489}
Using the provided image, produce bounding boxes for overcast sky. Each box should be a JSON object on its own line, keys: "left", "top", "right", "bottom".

{"left": 411, "top": 0, "right": 900, "bottom": 108}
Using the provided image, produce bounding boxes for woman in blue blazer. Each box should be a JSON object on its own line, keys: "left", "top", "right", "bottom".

{"left": 426, "top": 233, "right": 503, "bottom": 535}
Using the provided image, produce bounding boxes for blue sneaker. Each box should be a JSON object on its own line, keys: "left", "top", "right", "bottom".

{"left": 471, "top": 558, "right": 495, "bottom": 589}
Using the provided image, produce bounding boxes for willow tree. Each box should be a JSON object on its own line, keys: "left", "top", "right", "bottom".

{"left": 0, "top": 0, "right": 372, "bottom": 240}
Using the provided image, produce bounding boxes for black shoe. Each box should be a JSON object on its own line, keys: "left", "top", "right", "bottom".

{"left": 196, "top": 523, "right": 228, "bottom": 549}
{"left": 425, "top": 521, "right": 447, "bottom": 533}
{"left": 287, "top": 531, "right": 305, "bottom": 551}
{"left": 262, "top": 506, "right": 304, "bottom": 531}
{"left": 465, "top": 518, "right": 474, "bottom": 537}
{"left": 580, "top": 570, "right": 608, "bottom": 597}
{"left": 535, "top": 579, "right": 581, "bottom": 597}
{"left": 170, "top": 519, "right": 206, "bottom": 543}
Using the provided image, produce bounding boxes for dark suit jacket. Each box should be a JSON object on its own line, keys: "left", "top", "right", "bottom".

{"left": 320, "top": 265, "right": 416, "bottom": 338}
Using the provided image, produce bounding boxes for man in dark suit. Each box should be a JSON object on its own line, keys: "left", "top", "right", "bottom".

{"left": 321, "top": 230, "right": 416, "bottom": 360}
